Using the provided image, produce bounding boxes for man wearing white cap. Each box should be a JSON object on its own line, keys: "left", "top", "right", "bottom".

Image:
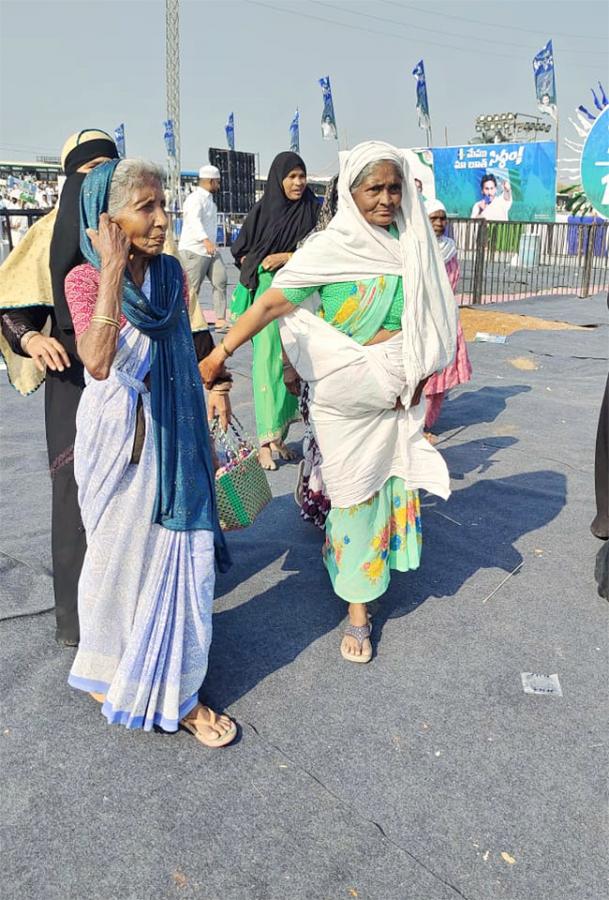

{"left": 179, "top": 164, "right": 228, "bottom": 330}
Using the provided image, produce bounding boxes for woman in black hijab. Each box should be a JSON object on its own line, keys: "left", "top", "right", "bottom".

{"left": 230, "top": 151, "right": 318, "bottom": 469}
{"left": 0, "top": 129, "right": 118, "bottom": 645}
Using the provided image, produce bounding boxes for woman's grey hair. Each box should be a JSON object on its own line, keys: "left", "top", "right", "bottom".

{"left": 108, "top": 159, "right": 165, "bottom": 217}
{"left": 350, "top": 159, "right": 402, "bottom": 191}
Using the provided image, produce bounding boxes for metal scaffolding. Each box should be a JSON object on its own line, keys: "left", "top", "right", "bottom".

{"left": 165, "top": 0, "right": 181, "bottom": 208}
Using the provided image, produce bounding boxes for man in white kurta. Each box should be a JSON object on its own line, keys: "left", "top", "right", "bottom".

{"left": 179, "top": 164, "right": 228, "bottom": 330}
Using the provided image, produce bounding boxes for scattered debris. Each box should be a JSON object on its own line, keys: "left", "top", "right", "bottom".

{"left": 172, "top": 870, "right": 188, "bottom": 889}
{"left": 534, "top": 548, "right": 544, "bottom": 557}
{"left": 278, "top": 764, "right": 288, "bottom": 769}
{"left": 521, "top": 672, "right": 562, "bottom": 697}
{"left": 501, "top": 852, "right": 516, "bottom": 865}
{"left": 508, "top": 356, "right": 539, "bottom": 371}
{"left": 482, "top": 850, "right": 490, "bottom": 862}
{"left": 434, "top": 750, "right": 442, "bottom": 757}
{"left": 475, "top": 332, "right": 508, "bottom": 344}
{"left": 431, "top": 509, "right": 463, "bottom": 526}
{"left": 482, "top": 561, "right": 524, "bottom": 603}
{"left": 347, "top": 889, "right": 359, "bottom": 898}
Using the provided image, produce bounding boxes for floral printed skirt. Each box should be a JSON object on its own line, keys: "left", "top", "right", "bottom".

{"left": 322, "top": 476, "right": 422, "bottom": 603}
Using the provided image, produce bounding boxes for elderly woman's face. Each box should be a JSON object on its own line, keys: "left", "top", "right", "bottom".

{"left": 112, "top": 178, "right": 168, "bottom": 257}
{"left": 282, "top": 167, "right": 306, "bottom": 201}
{"left": 429, "top": 210, "right": 447, "bottom": 237}
{"left": 351, "top": 162, "right": 402, "bottom": 227}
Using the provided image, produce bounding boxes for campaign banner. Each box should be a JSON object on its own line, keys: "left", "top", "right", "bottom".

{"left": 431, "top": 142, "right": 557, "bottom": 222}
{"left": 401, "top": 148, "right": 435, "bottom": 201}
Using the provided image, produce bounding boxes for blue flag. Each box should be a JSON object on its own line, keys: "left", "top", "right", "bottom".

{"left": 114, "top": 123, "right": 126, "bottom": 158}
{"left": 225, "top": 112, "right": 235, "bottom": 151}
{"left": 412, "top": 60, "right": 430, "bottom": 131}
{"left": 319, "top": 76, "right": 338, "bottom": 141}
{"left": 533, "top": 40, "right": 557, "bottom": 119}
{"left": 163, "top": 119, "right": 176, "bottom": 157}
{"left": 290, "top": 109, "right": 300, "bottom": 153}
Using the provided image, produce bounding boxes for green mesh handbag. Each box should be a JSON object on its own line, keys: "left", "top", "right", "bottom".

{"left": 211, "top": 416, "right": 272, "bottom": 531}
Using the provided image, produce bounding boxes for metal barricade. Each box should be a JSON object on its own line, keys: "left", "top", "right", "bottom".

{"left": 450, "top": 218, "right": 609, "bottom": 305}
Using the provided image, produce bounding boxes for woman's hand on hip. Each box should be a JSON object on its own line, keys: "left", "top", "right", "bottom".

{"left": 24, "top": 333, "right": 71, "bottom": 373}
{"left": 86, "top": 212, "right": 130, "bottom": 267}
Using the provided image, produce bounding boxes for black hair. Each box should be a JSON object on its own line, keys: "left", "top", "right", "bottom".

{"left": 481, "top": 174, "right": 497, "bottom": 189}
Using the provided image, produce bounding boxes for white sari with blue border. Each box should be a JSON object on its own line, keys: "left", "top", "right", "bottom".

{"left": 68, "top": 270, "right": 214, "bottom": 732}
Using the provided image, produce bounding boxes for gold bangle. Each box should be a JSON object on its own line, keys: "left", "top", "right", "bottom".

{"left": 91, "top": 314, "right": 121, "bottom": 330}
{"left": 220, "top": 338, "right": 233, "bottom": 358}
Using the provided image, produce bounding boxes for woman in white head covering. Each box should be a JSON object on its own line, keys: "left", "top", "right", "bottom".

{"left": 201, "top": 141, "right": 458, "bottom": 663}
{"left": 423, "top": 198, "right": 472, "bottom": 435}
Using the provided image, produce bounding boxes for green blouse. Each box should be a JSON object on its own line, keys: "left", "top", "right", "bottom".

{"left": 281, "top": 224, "right": 403, "bottom": 345}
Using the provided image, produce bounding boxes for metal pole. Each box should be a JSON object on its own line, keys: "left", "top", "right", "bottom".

{"left": 472, "top": 220, "right": 488, "bottom": 305}
{"left": 165, "top": 0, "right": 181, "bottom": 210}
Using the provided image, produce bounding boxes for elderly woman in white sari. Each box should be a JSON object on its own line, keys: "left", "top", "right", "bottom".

{"left": 65, "top": 159, "right": 236, "bottom": 746}
{"left": 201, "top": 141, "right": 457, "bottom": 663}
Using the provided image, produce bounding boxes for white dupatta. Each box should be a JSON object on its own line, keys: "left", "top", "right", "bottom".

{"left": 274, "top": 141, "right": 458, "bottom": 507}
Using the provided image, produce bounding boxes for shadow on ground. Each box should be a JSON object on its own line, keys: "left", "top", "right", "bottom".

{"left": 204, "top": 456, "right": 566, "bottom": 711}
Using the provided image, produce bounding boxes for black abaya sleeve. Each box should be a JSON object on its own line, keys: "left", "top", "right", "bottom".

{"left": 1, "top": 307, "right": 50, "bottom": 356}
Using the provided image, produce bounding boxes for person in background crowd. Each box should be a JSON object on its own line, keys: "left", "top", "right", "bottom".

{"left": 201, "top": 141, "right": 457, "bottom": 664}
{"left": 178, "top": 164, "right": 228, "bottom": 332}
{"left": 229, "top": 151, "right": 319, "bottom": 470}
{"left": 423, "top": 199, "right": 472, "bottom": 436}
{"left": 0, "top": 130, "right": 120, "bottom": 644}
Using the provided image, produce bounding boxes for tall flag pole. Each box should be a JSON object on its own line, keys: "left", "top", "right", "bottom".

{"left": 290, "top": 109, "right": 300, "bottom": 153}
{"left": 225, "top": 112, "right": 235, "bottom": 151}
{"left": 114, "top": 123, "right": 126, "bottom": 158}
{"left": 318, "top": 76, "right": 338, "bottom": 142}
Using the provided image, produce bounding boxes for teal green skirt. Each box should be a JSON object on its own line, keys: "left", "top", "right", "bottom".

{"left": 231, "top": 269, "right": 299, "bottom": 444}
{"left": 323, "top": 477, "right": 422, "bottom": 602}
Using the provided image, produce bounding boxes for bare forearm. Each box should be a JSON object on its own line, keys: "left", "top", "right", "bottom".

{"left": 225, "top": 288, "right": 293, "bottom": 353}
{"left": 77, "top": 261, "right": 125, "bottom": 379}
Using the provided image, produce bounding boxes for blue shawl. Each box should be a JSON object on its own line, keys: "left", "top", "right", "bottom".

{"left": 79, "top": 160, "right": 230, "bottom": 572}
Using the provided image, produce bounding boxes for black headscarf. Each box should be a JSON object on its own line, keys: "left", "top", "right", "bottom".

{"left": 50, "top": 132, "right": 118, "bottom": 334}
{"left": 231, "top": 151, "right": 319, "bottom": 291}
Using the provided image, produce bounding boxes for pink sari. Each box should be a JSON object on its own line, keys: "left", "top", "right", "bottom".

{"left": 424, "top": 253, "right": 472, "bottom": 429}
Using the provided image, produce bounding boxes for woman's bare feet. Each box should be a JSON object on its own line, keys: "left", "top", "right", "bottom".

{"left": 259, "top": 444, "right": 277, "bottom": 470}
{"left": 269, "top": 440, "right": 298, "bottom": 461}
{"left": 180, "top": 703, "right": 237, "bottom": 748}
{"left": 89, "top": 691, "right": 106, "bottom": 703}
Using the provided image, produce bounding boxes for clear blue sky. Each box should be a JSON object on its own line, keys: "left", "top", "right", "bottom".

{"left": 0, "top": 0, "right": 607, "bottom": 177}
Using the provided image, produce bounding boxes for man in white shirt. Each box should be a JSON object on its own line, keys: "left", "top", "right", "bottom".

{"left": 179, "top": 164, "right": 228, "bottom": 330}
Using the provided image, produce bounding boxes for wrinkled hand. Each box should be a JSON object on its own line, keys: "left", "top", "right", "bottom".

{"left": 261, "top": 252, "right": 288, "bottom": 272}
{"left": 86, "top": 212, "right": 130, "bottom": 266}
{"left": 207, "top": 389, "right": 231, "bottom": 431}
{"left": 25, "top": 333, "right": 71, "bottom": 373}
{"left": 198, "top": 347, "right": 226, "bottom": 389}
{"left": 283, "top": 365, "right": 301, "bottom": 397}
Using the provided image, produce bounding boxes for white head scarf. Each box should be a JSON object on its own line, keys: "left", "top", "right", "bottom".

{"left": 424, "top": 197, "right": 458, "bottom": 264}
{"left": 275, "top": 140, "right": 457, "bottom": 399}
